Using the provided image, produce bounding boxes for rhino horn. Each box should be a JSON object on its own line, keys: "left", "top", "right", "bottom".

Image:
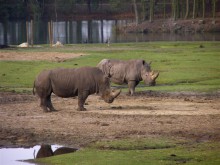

{"left": 111, "top": 89, "right": 121, "bottom": 98}
{"left": 151, "top": 71, "right": 159, "bottom": 80}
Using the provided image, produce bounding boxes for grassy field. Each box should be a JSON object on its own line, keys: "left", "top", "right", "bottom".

{"left": 32, "top": 138, "right": 220, "bottom": 165}
{"left": 1, "top": 41, "right": 220, "bottom": 164}
{"left": 0, "top": 41, "right": 220, "bottom": 93}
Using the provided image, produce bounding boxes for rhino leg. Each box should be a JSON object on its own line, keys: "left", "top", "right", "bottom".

{"left": 47, "top": 96, "right": 56, "bottom": 112}
{"left": 40, "top": 97, "right": 49, "bottom": 112}
{"left": 40, "top": 95, "right": 56, "bottom": 112}
{"left": 77, "top": 91, "right": 89, "bottom": 111}
{"left": 128, "top": 81, "right": 138, "bottom": 96}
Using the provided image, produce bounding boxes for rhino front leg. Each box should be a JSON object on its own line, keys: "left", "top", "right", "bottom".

{"left": 77, "top": 91, "right": 89, "bottom": 111}
{"left": 128, "top": 81, "right": 138, "bottom": 96}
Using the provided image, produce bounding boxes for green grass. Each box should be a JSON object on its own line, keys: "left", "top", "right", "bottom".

{"left": 2, "top": 42, "right": 219, "bottom": 164}
{"left": 0, "top": 41, "right": 220, "bottom": 93}
{"left": 32, "top": 138, "right": 220, "bottom": 165}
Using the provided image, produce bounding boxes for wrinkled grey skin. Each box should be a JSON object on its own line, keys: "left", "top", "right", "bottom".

{"left": 33, "top": 66, "right": 121, "bottom": 112}
{"left": 97, "top": 59, "right": 159, "bottom": 95}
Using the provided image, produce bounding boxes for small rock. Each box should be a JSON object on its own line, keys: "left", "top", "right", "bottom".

{"left": 17, "top": 42, "right": 28, "bottom": 48}
{"left": 101, "top": 123, "right": 109, "bottom": 126}
{"left": 198, "top": 20, "right": 205, "bottom": 24}
{"left": 52, "top": 41, "right": 64, "bottom": 47}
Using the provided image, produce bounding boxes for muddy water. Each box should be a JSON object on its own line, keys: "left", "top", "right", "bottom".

{"left": 0, "top": 145, "right": 63, "bottom": 165}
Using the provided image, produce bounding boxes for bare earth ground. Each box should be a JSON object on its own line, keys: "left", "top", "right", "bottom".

{"left": 0, "top": 51, "right": 85, "bottom": 62}
{"left": 0, "top": 52, "right": 220, "bottom": 148}
{"left": 0, "top": 92, "right": 220, "bottom": 149}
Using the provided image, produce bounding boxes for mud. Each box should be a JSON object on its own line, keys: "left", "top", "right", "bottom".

{"left": 0, "top": 91, "right": 219, "bottom": 148}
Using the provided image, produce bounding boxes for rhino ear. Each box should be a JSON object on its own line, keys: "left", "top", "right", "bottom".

{"left": 142, "top": 60, "right": 146, "bottom": 65}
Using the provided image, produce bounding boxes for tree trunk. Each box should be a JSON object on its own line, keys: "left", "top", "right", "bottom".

{"left": 133, "top": 0, "right": 139, "bottom": 25}
{"left": 202, "top": 0, "right": 205, "bottom": 18}
{"left": 163, "top": 0, "right": 166, "bottom": 19}
{"left": 141, "top": 0, "right": 147, "bottom": 21}
{"left": 184, "top": 0, "right": 189, "bottom": 19}
{"left": 212, "top": 0, "right": 216, "bottom": 19}
{"left": 55, "top": 0, "right": 57, "bottom": 21}
{"left": 149, "top": 0, "right": 154, "bottom": 22}
{"left": 193, "top": 0, "right": 196, "bottom": 19}
{"left": 87, "top": 0, "right": 91, "bottom": 13}
{"left": 172, "top": 0, "right": 176, "bottom": 20}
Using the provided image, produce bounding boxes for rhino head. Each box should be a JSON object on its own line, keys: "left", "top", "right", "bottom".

{"left": 102, "top": 88, "right": 121, "bottom": 103}
{"left": 141, "top": 61, "right": 159, "bottom": 86}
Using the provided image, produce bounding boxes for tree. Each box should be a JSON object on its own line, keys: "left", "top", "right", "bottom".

{"left": 184, "top": 0, "right": 189, "bottom": 19}
{"left": 149, "top": 0, "right": 154, "bottom": 22}
{"left": 192, "top": 0, "right": 196, "bottom": 19}
{"left": 212, "top": 0, "right": 216, "bottom": 19}
{"left": 172, "top": 0, "right": 176, "bottom": 20}
{"left": 141, "top": 0, "right": 147, "bottom": 21}
{"left": 133, "top": 0, "right": 139, "bottom": 25}
{"left": 202, "top": 0, "right": 205, "bottom": 18}
{"left": 87, "top": 0, "right": 91, "bottom": 13}
{"left": 163, "top": 0, "right": 166, "bottom": 18}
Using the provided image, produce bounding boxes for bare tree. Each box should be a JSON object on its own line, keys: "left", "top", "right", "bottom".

{"left": 192, "top": 0, "right": 196, "bottom": 19}
{"left": 149, "top": 0, "right": 154, "bottom": 22}
{"left": 212, "top": 0, "right": 216, "bottom": 19}
{"left": 202, "top": 0, "right": 205, "bottom": 18}
{"left": 163, "top": 0, "right": 166, "bottom": 18}
{"left": 172, "top": 0, "right": 176, "bottom": 20}
{"left": 133, "top": 0, "right": 139, "bottom": 25}
{"left": 184, "top": 0, "right": 189, "bottom": 19}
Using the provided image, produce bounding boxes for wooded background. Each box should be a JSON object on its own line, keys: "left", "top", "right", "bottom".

{"left": 0, "top": 0, "right": 219, "bottom": 22}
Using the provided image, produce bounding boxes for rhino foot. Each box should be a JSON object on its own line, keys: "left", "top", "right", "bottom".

{"left": 41, "top": 106, "right": 49, "bottom": 112}
{"left": 48, "top": 109, "right": 58, "bottom": 112}
{"left": 77, "top": 107, "right": 87, "bottom": 111}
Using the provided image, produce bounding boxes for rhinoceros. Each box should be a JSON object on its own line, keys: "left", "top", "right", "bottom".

{"left": 97, "top": 59, "right": 159, "bottom": 95}
{"left": 33, "top": 66, "right": 121, "bottom": 112}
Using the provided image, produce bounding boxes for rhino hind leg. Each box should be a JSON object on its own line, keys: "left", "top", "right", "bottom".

{"left": 40, "top": 95, "right": 56, "bottom": 112}
{"left": 47, "top": 96, "right": 57, "bottom": 112}
{"left": 77, "top": 91, "right": 89, "bottom": 111}
{"left": 40, "top": 97, "right": 49, "bottom": 112}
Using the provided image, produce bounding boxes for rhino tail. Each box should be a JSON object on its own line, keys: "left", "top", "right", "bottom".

{"left": 33, "top": 81, "right": 35, "bottom": 95}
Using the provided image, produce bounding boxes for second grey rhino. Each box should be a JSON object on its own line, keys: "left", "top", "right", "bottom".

{"left": 97, "top": 59, "right": 159, "bottom": 95}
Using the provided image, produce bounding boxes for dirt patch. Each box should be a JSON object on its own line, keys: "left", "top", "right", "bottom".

{"left": 0, "top": 52, "right": 86, "bottom": 62}
{"left": 0, "top": 91, "right": 219, "bottom": 148}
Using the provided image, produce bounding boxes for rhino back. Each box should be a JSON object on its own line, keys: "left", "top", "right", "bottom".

{"left": 109, "top": 59, "right": 143, "bottom": 84}
{"left": 50, "top": 67, "right": 105, "bottom": 97}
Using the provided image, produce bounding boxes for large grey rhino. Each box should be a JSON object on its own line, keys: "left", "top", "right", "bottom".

{"left": 33, "top": 66, "right": 121, "bottom": 112}
{"left": 97, "top": 59, "right": 159, "bottom": 95}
